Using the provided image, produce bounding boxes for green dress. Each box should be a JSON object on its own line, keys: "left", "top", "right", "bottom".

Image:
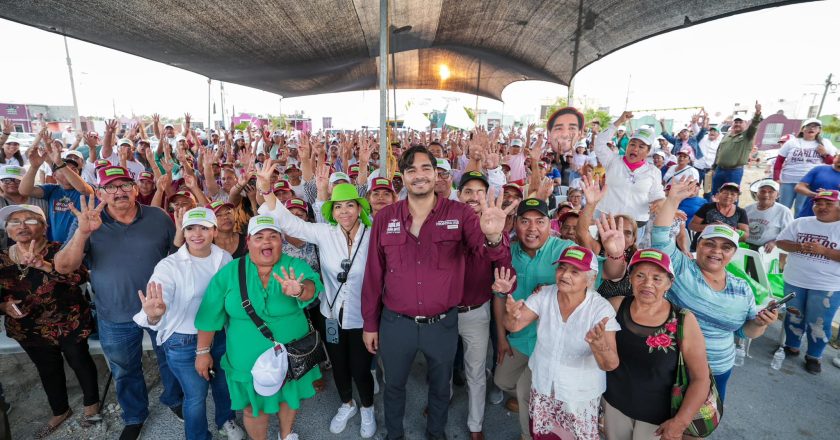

{"left": 195, "top": 254, "right": 324, "bottom": 415}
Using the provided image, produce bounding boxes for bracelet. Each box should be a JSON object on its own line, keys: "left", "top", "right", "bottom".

{"left": 290, "top": 284, "right": 304, "bottom": 298}
{"left": 606, "top": 253, "right": 624, "bottom": 261}
{"left": 485, "top": 235, "right": 503, "bottom": 248}
{"left": 493, "top": 291, "right": 507, "bottom": 299}
{"left": 51, "top": 161, "right": 68, "bottom": 173}
{"left": 195, "top": 348, "right": 211, "bottom": 355}
{"left": 259, "top": 189, "right": 273, "bottom": 196}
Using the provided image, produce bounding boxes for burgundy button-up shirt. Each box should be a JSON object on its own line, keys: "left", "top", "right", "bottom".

{"left": 362, "top": 196, "right": 511, "bottom": 332}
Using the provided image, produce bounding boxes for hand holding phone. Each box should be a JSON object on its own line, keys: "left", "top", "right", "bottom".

{"left": 766, "top": 292, "right": 796, "bottom": 312}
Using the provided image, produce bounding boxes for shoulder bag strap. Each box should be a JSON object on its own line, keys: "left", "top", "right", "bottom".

{"left": 239, "top": 257, "right": 278, "bottom": 345}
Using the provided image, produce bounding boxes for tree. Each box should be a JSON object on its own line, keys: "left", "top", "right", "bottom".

{"left": 583, "top": 108, "right": 611, "bottom": 127}
{"left": 463, "top": 107, "right": 476, "bottom": 123}
{"left": 822, "top": 116, "right": 840, "bottom": 135}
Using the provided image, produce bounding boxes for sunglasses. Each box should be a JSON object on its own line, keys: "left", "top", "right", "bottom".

{"left": 336, "top": 258, "right": 351, "bottom": 283}
{"left": 1, "top": 178, "right": 19, "bottom": 184}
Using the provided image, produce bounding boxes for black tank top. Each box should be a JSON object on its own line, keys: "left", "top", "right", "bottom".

{"left": 604, "top": 296, "right": 679, "bottom": 425}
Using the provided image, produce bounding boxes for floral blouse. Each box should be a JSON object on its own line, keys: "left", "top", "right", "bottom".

{"left": 0, "top": 242, "right": 93, "bottom": 347}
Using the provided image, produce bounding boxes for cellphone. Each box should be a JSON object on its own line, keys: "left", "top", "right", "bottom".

{"left": 10, "top": 303, "right": 22, "bottom": 316}
{"left": 767, "top": 292, "right": 796, "bottom": 311}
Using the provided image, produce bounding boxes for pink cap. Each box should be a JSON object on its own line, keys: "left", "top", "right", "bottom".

{"left": 553, "top": 246, "right": 599, "bottom": 272}
{"left": 629, "top": 249, "right": 674, "bottom": 277}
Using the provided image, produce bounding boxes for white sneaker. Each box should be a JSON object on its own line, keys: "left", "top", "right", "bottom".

{"left": 832, "top": 356, "right": 840, "bottom": 369}
{"left": 359, "top": 406, "right": 376, "bottom": 438}
{"left": 281, "top": 434, "right": 299, "bottom": 440}
{"left": 371, "top": 369, "right": 380, "bottom": 394}
{"left": 219, "top": 420, "right": 246, "bottom": 440}
{"left": 329, "top": 402, "right": 358, "bottom": 434}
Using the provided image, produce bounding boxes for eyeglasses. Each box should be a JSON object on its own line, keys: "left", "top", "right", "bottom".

{"left": 336, "top": 259, "right": 351, "bottom": 283}
{"left": 6, "top": 219, "right": 42, "bottom": 228}
{"left": 101, "top": 182, "right": 135, "bottom": 194}
{"left": 436, "top": 171, "right": 451, "bottom": 179}
{"left": 1, "top": 178, "right": 18, "bottom": 184}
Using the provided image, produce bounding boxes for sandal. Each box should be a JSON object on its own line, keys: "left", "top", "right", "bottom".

{"left": 35, "top": 408, "right": 73, "bottom": 439}
{"left": 82, "top": 402, "right": 103, "bottom": 426}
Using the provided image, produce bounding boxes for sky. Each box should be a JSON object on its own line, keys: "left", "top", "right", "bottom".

{"left": 1, "top": 0, "right": 839, "bottom": 130}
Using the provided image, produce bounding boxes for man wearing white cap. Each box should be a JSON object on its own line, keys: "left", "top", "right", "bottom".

{"left": 434, "top": 158, "right": 458, "bottom": 200}
{"left": 101, "top": 119, "right": 147, "bottom": 180}
{"left": 135, "top": 207, "right": 245, "bottom": 440}
{"left": 711, "top": 101, "right": 762, "bottom": 195}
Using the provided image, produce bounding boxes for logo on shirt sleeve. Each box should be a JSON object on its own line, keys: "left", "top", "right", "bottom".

{"left": 387, "top": 219, "right": 401, "bottom": 234}
{"left": 436, "top": 219, "right": 460, "bottom": 230}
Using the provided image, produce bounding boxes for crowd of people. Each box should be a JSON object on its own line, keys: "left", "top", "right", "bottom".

{"left": 0, "top": 103, "right": 839, "bottom": 440}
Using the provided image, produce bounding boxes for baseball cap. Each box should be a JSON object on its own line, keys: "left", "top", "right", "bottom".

{"left": 616, "top": 125, "right": 626, "bottom": 132}
{"left": 813, "top": 189, "right": 839, "bottom": 203}
{"left": 719, "top": 182, "right": 741, "bottom": 193}
{"left": 732, "top": 114, "right": 750, "bottom": 121}
{"left": 248, "top": 214, "right": 283, "bottom": 235}
{"left": 0, "top": 165, "right": 25, "bottom": 180}
{"left": 0, "top": 204, "right": 46, "bottom": 227}
{"left": 348, "top": 164, "right": 361, "bottom": 177}
{"left": 574, "top": 140, "right": 587, "bottom": 150}
{"left": 800, "top": 118, "right": 822, "bottom": 129}
{"left": 206, "top": 200, "right": 235, "bottom": 213}
{"left": 285, "top": 163, "right": 300, "bottom": 172}
{"left": 98, "top": 166, "right": 133, "bottom": 187}
{"left": 553, "top": 246, "right": 599, "bottom": 272}
{"left": 392, "top": 171, "right": 403, "bottom": 180}
{"left": 557, "top": 209, "right": 580, "bottom": 224}
{"left": 516, "top": 198, "right": 549, "bottom": 217}
{"left": 503, "top": 183, "right": 524, "bottom": 197}
{"left": 458, "top": 170, "right": 488, "bottom": 190}
{"left": 117, "top": 138, "right": 133, "bottom": 148}
{"left": 699, "top": 224, "right": 740, "bottom": 246}
{"left": 284, "top": 197, "right": 310, "bottom": 212}
{"left": 629, "top": 248, "right": 674, "bottom": 278}
{"left": 676, "top": 146, "right": 695, "bottom": 161}
{"left": 653, "top": 150, "right": 667, "bottom": 159}
{"left": 175, "top": 135, "right": 187, "bottom": 143}
{"left": 329, "top": 172, "right": 351, "bottom": 185}
{"left": 273, "top": 180, "right": 293, "bottom": 193}
{"left": 94, "top": 159, "right": 111, "bottom": 171}
{"left": 509, "top": 139, "right": 524, "bottom": 147}
{"left": 138, "top": 171, "right": 154, "bottom": 182}
{"left": 62, "top": 149, "right": 85, "bottom": 161}
{"left": 3, "top": 139, "right": 19, "bottom": 145}
{"left": 164, "top": 123, "right": 175, "bottom": 129}
{"left": 436, "top": 158, "right": 452, "bottom": 172}
{"left": 630, "top": 127, "right": 656, "bottom": 146}
{"left": 167, "top": 190, "right": 196, "bottom": 206}
{"left": 752, "top": 178, "right": 779, "bottom": 192}
{"left": 251, "top": 345, "right": 288, "bottom": 397}
{"left": 369, "top": 177, "right": 395, "bottom": 193}
{"left": 181, "top": 207, "right": 217, "bottom": 229}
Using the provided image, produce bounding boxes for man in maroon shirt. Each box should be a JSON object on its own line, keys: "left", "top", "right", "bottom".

{"left": 456, "top": 170, "right": 516, "bottom": 440}
{"left": 362, "top": 147, "right": 516, "bottom": 440}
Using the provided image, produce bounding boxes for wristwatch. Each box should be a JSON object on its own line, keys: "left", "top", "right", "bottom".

{"left": 51, "top": 160, "right": 68, "bottom": 173}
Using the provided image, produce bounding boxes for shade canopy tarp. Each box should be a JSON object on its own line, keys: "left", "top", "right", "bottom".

{"left": 1, "top": 0, "right": 807, "bottom": 100}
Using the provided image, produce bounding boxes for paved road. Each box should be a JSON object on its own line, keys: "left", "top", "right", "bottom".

{"left": 5, "top": 321, "right": 840, "bottom": 439}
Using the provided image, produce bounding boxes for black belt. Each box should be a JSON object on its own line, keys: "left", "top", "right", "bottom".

{"left": 394, "top": 310, "right": 449, "bottom": 324}
{"left": 458, "top": 302, "right": 487, "bottom": 313}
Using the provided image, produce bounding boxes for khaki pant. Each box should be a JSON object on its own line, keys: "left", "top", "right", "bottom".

{"left": 493, "top": 346, "right": 532, "bottom": 440}
{"left": 603, "top": 399, "right": 661, "bottom": 440}
{"left": 457, "top": 302, "right": 491, "bottom": 432}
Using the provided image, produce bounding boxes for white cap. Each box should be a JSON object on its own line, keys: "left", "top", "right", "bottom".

{"left": 800, "top": 118, "right": 822, "bottom": 129}
{"left": 164, "top": 123, "right": 175, "bottom": 129}
{"left": 62, "top": 150, "right": 85, "bottom": 161}
{"left": 175, "top": 135, "right": 187, "bottom": 143}
{"left": 0, "top": 204, "right": 46, "bottom": 227}
{"left": 247, "top": 214, "right": 283, "bottom": 235}
{"left": 699, "top": 224, "right": 739, "bottom": 246}
{"left": 751, "top": 178, "right": 780, "bottom": 192}
{"left": 435, "top": 158, "right": 452, "bottom": 172}
{"left": 630, "top": 127, "right": 656, "bottom": 147}
{"left": 118, "top": 138, "right": 133, "bottom": 147}
{"left": 251, "top": 345, "right": 288, "bottom": 396}
{"left": 181, "top": 207, "right": 217, "bottom": 229}
{"left": 0, "top": 165, "right": 25, "bottom": 180}
{"left": 329, "top": 172, "right": 351, "bottom": 184}
{"left": 509, "top": 138, "right": 523, "bottom": 147}
{"left": 653, "top": 150, "right": 667, "bottom": 159}
{"left": 617, "top": 125, "right": 626, "bottom": 132}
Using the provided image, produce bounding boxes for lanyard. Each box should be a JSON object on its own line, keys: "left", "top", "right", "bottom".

{"left": 326, "top": 226, "right": 366, "bottom": 314}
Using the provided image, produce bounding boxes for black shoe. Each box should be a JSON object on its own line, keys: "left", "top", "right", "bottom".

{"left": 119, "top": 423, "right": 143, "bottom": 440}
{"left": 426, "top": 432, "right": 448, "bottom": 440}
{"left": 453, "top": 369, "right": 466, "bottom": 387}
{"left": 805, "top": 357, "right": 822, "bottom": 375}
{"left": 783, "top": 346, "right": 800, "bottom": 357}
{"left": 171, "top": 405, "right": 184, "bottom": 422}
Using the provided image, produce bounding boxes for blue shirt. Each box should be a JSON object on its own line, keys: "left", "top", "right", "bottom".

{"left": 798, "top": 165, "right": 840, "bottom": 217}
{"left": 651, "top": 225, "right": 757, "bottom": 374}
{"left": 39, "top": 185, "right": 83, "bottom": 243}
{"left": 507, "top": 236, "right": 605, "bottom": 356}
{"left": 64, "top": 203, "right": 176, "bottom": 322}
{"left": 679, "top": 196, "right": 707, "bottom": 222}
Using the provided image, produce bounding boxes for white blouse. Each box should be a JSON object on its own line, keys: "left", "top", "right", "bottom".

{"left": 259, "top": 201, "right": 370, "bottom": 329}
{"left": 525, "top": 286, "right": 620, "bottom": 403}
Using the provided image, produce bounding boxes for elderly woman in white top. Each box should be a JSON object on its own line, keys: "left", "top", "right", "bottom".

{"left": 256, "top": 164, "right": 377, "bottom": 438}
{"left": 499, "top": 245, "right": 620, "bottom": 440}
{"left": 133, "top": 207, "right": 244, "bottom": 440}
{"left": 594, "top": 111, "right": 665, "bottom": 229}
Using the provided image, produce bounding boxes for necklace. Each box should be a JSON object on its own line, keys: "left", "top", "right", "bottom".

{"left": 340, "top": 219, "right": 360, "bottom": 251}
{"left": 9, "top": 246, "right": 31, "bottom": 280}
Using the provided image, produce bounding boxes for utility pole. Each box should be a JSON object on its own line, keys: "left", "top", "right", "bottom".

{"left": 817, "top": 73, "right": 835, "bottom": 118}
{"left": 220, "top": 82, "right": 226, "bottom": 129}
{"left": 378, "top": 0, "right": 389, "bottom": 175}
{"left": 63, "top": 36, "right": 81, "bottom": 131}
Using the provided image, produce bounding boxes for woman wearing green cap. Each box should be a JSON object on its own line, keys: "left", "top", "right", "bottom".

{"left": 256, "top": 164, "right": 378, "bottom": 437}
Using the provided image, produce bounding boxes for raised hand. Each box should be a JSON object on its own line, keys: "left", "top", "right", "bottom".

{"left": 596, "top": 214, "right": 626, "bottom": 258}
{"left": 137, "top": 281, "right": 167, "bottom": 323}
{"left": 580, "top": 174, "right": 607, "bottom": 206}
{"left": 27, "top": 143, "right": 47, "bottom": 168}
{"left": 505, "top": 294, "right": 526, "bottom": 321}
{"left": 184, "top": 113, "right": 192, "bottom": 126}
{"left": 479, "top": 191, "right": 519, "bottom": 241}
{"left": 492, "top": 267, "right": 517, "bottom": 294}
{"left": 616, "top": 111, "right": 633, "bottom": 126}
{"left": 83, "top": 131, "right": 98, "bottom": 148}
{"left": 69, "top": 195, "right": 106, "bottom": 236}
{"left": 534, "top": 176, "right": 554, "bottom": 201}
{"left": 666, "top": 177, "right": 698, "bottom": 202}
{"left": 44, "top": 141, "right": 62, "bottom": 166}
{"left": 754, "top": 100, "right": 762, "bottom": 116}
{"left": 105, "top": 119, "right": 118, "bottom": 134}
{"left": 272, "top": 266, "right": 305, "bottom": 297}
{"left": 19, "top": 240, "right": 51, "bottom": 272}
{"left": 584, "top": 317, "right": 611, "bottom": 352}
{"left": 256, "top": 158, "right": 275, "bottom": 192}
{"left": 315, "top": 163, "right": 330, "bottom": 199}
{"left": 174, "top": 206, "right": 186, "bottom": 230}
{"left": 2, "top": 118, "right": 12, "bottom": 135}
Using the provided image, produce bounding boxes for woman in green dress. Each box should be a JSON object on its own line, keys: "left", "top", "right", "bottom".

{"left": 194, "top": 214, "right": 324, "bottom": 440}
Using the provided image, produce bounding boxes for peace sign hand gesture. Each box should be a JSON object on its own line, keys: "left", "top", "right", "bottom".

{"left": 138, "top": 282, "right": 167, "bottom": 324}
{"left": 492, "top": 267, "right": 517, "bottom": 294}
{"left": 19, "top": 240, "right": 51, "bottom": 272}
{"left": 272, "top": 267, "right": 305, "bottom": 298}
{"left": 69, "top": 195, "right": 106, "bottom": 237}
{"left": 479, "top": 192, "right": 518, "bottom": 241}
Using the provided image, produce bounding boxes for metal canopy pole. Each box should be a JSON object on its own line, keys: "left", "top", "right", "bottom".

{"left": 567, "top": 0, "right": 584, "bottom": 105}
{"left": 207, "top": 78, "right": 212, "bottom": 132}
{"left": 379, "top": 0, "right": 390, "bottom": 176}
{"left": 63, "top": 36, "right": 81, "bottom": 131}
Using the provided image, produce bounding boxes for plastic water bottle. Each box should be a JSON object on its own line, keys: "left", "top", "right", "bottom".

{"left": 734, "top": 344, "right": 746, "bottom": 367}
{"left": 770, "top": 347, "right": 785, "bottom": 370}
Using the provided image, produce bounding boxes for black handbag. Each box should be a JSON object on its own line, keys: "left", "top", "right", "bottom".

{"left": 238, "top": 258, "right": 327, "bottom": 381}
